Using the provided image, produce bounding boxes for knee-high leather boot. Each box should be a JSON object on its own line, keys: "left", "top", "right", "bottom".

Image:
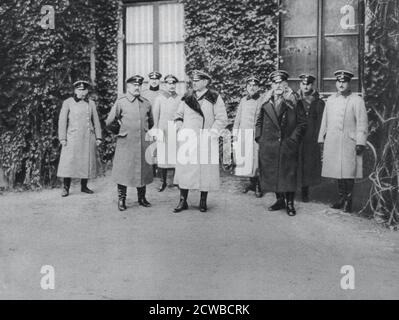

{"left": 343, "top": 179, "right": 354, "bottom": 213}
{"left": 255, "top": 177, "right": 263, "bottom": 198}
{"left": 158, "top": 168, "right": 167, "bottom": 192}
{"left": 242, "top": 177, "right": 257, "bottom": 193}
{"left": 331, "top": 179, "right": 346, "bottom": 209}
{"left": 137, "top": 186, "right": 151, "bottom": 207}
{"left": 62, "top": 178, "right": 71, "bottom": 197}
{"left": 268, "top": 193, "right": 286, "bottom": 211}
{"left": 199, "top": 191, "right": 208, "bottom": 212}
{"left": 81, "top": 179, "right": 94, "bottom": 194}
{"left": 285, "top": 192, "right": 296, "bottom": 216}
{"left": 174, "top": 188, "right": 188, "bottom": 213}
{"left": 117, "top": 184, "right": 127, "bottom": 211}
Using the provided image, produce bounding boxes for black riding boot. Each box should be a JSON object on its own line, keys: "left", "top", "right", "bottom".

{"left": 301, "top": 186, "right": 309, "bottom": 203}
{"left": 285, "top": 192, "right": 297, "bottom": 216}
{"left": 62, "top": 178, "right": 71, "bottom": 197}
{"left": 268, "top": 193, "right": 286, "bottom": 211}
{"left": 343, "top": 179, "right": 354, "bottom": 213}
{"left": 199, "top": 191, "right": 208, "bottom": 212}
{"left": 174, "top": 188, "right": 188, "bottom": 213}
{"left": 158, "top": 168, "right": 167, "bottom": 192}
{"left": 331, "top": 179, "right": 346, "bottom": 209}
{"left": 242, "top": 177, "right": 257, "bottom": 193}
{"left": 137, "top": 186, "right": 151, "bottom": 207}
{"left": 255, "top": 177, "right": 263, "bottom": 198}
{"left": 81, "top": 179, "right": 94, "bottom": 194}
{"left": 117, "top": 184, "right": 127, "bottom": 211}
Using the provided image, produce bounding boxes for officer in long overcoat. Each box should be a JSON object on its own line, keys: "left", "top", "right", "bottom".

{"left": 152, "top": 74, "right": 181, "bottom": 192}
{"left": 142, "top": 71, "right": 165, "bottom": 177}
{"left": 233, "top": 75, "right": 264, "bottom": 198}
{"left": 57, "top": 79, "right": 102, "bottom": 197}
{"left": 318, "top": 70, "right": 368, "bottom": 213}
{"left": 173, "top": 70, "right": 228, "bottom": 213}
{"left": 105, "top": 75, "right": 154, "bottom": 211}
{"left": 296, "top": 74, "right": 325, "bottom": 202}
{"left": 255, "top": 70, "right": 307, "bottom": 216}
{"left": 142, "top": 71, "right": 165, "bottom": 106}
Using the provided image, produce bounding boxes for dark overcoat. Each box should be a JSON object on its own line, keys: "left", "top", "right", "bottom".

{"left": 255, "top": 90, "right": 307, "bottom": 193}
{"left": 105, "top": 92, "right": 154, "bottom": 187}
{"left": 297, "top": 90, "right": 325, "bottom": 187}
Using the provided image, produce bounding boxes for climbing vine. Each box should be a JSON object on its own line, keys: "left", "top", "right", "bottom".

{"left": 363, "top": 0, "right": 399, "bottom": 227}
{"left": 0, "top": 0, "right": 121, "bottom": 189}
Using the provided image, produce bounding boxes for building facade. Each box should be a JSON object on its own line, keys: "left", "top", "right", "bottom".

{"left": 119, "top": 0, "right": 186, "bottom": 94}
{"left": 119, "top": 0, "right": 365, "bottom": 96}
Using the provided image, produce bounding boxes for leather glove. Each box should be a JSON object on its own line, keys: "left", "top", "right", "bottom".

{"left": 319, "top": 142, "right": 324, "bottom": 160}
{"left": 356, "top": 145, "right": 365, "bottom": 156}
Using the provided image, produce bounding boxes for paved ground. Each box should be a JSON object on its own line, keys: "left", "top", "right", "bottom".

{"left": 0, "top": 173, "right": 398, "bottom": 300}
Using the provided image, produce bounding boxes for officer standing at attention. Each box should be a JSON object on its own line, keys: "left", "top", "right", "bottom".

{"left": 173, "top": 70, "right": 228, "bottom": 213}
{"left": 105, "top": 75, "right": 154, "bottom": 211}
{"left": 318, "top": 70, "right": 368, "bottom": 213}
{"left": 152, "top": 74, "right": 181, "bottom": 192}
{"left": 233, "top": 75, "right": 264, "bottom": 198}
{"left": 256, "top": 70, "right": 307, "bottom": 216}
{"left": 142, "top": 71, "right": 165, "bottom": 177}
{"left": 57, "top": 79, "right": 102, "bottom": 197}
{"left": 296, "top": 74, "right": 325, "bottom": 202}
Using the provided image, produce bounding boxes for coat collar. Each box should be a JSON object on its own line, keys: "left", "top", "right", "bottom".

{"left": 297, "top": 89, "right": 319, "bottom": 106}
{"left": 149, "top": 86, "right": 160, "bottom": 91}
{"left": 196, "top": 89, "right": 219, "bottom": 105}
{"left": 161, "top": 90, "right": 178, "bottom": 99}
{"left": 126, "top": 92, "right": 143, "bottom": 103}
{"left": 263, "top": 94, "right": 294, "bottom": 129}
{"left": 73, "top": 95, "right": 89, "bottom": 103}
{"left": 246, "top": 91, "right": 261, "bottom": 101}
{"left": 336, "top": 90, "right": 352, "bottom": 98}
{"left": 182, "top": 91, "right": 204, "bottom": 119}
{"left": 297, "top": 89, "right": 319, "bottom": 100}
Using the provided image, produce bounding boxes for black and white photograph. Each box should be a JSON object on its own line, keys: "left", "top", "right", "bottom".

{"left": 0, "top": 0, "right": 398, "bottom": 305}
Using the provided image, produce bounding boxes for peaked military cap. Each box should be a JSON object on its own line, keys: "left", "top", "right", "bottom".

{"left": 164, "top": 74, "right": 179, "bottom": 83}
{"left": 191, "top": 70, "right": 212, "bottom": 82}
{"left": 126, "top": 75, "right": 144, "bottom": 85}
{"left": 269, "top": 70, "right": 289, "bottom": 83}
{"left": 148, "top": 71, "right": 162, "bottom": 80}
{"left": 73, "top": 79, "right": 91, "bottom": 90}
{"left": 334, "top": 70, "right": 354, "bottom": 82}
{"left": 246, "top": 75, "right": 260, "bottom": 85}
{"left": 299, "top": 74, "right": 316, "bottom": 84}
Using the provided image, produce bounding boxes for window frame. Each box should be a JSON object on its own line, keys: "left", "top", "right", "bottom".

{"left": 278, "top": 0, "right": 365, "bottom": 95}
{"left": 123, "top": 0, "right": 185, "bottom": 92}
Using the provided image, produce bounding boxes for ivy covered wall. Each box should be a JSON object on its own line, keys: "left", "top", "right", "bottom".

{"left": 363, "top": 0, "right": 399, "bottom": 226}
{"left": 182, "top": 0, "right": 281, "bottom": 125}
{"left": 0, "top": 0, "right": 121, "bottom": 189}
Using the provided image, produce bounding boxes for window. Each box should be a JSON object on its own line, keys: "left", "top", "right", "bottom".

{"left": 124, "top": 1, "right": 186, "bottom": 94}
{"left": 279, "top": 0, "right": 364, "bottom": 94}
